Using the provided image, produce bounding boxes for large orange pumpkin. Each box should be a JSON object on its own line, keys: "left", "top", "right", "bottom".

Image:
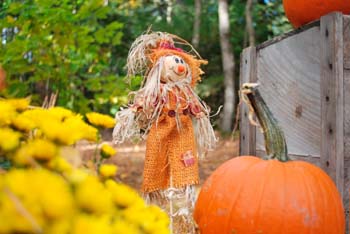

{"left": 194, "top": 83, "right": 345, "bottom": 234}
{"left": 283, "top": 0, "right": 350, "bottom": 28}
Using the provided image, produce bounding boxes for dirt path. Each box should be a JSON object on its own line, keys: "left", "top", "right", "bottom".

{"left": 80, "top": 138, "right": 239, "bottom": 191}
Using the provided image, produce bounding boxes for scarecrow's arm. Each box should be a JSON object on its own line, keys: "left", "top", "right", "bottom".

{"left": 188, "top": 94, "right": 210, "bottom": 119}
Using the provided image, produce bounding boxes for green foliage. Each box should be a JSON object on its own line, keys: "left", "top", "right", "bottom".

{"left": 0, "top": 0, "right": 128, "bottom": 114}
{"left": 254, "top": 0, "right": 292, "bottom": 39}
{"left": 0, "top": 158, "right": 11, "bottom": 170}
{"left": 0, "top": 0, "right": 293, "bottom": 118}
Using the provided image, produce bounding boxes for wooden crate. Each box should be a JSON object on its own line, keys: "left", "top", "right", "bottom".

{"left": 239, "top": 12, "right": 350, "bottom": 210}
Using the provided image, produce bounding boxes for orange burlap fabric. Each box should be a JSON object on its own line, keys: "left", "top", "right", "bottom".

{"left": 141, "top": 90, "right": 199, "bottom": 193}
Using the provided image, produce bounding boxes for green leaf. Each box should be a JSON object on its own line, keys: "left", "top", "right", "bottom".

{"left": 0, "top": 158, "right": 11, "bottom": 170}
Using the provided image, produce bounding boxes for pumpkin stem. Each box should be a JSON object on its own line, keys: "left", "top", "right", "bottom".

{"left": 241, "top": 83, "right": 289, "bottom": 162}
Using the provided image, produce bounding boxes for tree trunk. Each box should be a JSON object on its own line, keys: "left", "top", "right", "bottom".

{"left": 166, "top": 0, "right": 173, "bottom": 24}
{"left": 218, "top": 0, "right": 235, "bottom": 132}
{"left": 192, "top": 0, "right": 201, "bottom": 48}
{"left": 245, "top": 0, "right": 256, "bottom": 46}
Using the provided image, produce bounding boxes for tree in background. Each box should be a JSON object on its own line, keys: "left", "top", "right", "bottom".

{"left": 245, "top": 0, "right": 256, "bottom": 46}
{"left": 0, "top": 0, "right": 291, "bottom": 131}
{"left": 192, "top": 0, "right": 201, "bottom": 48}
{"left": 218, "top": 0, "right": 235, "bottom": 132}
{"left": 0, "top": 0, "right": 136, "bottom": 114}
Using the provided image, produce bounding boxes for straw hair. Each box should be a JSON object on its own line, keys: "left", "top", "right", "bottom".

{"left": 126, "top": 31, "right": 207, "bottom": 86}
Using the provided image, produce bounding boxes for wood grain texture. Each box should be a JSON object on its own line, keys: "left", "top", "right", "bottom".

{"left": 239, "top": 47, "right": 257, "bottom": 156}
{"left": 255, "top": 26, "right": 322, "bottom": 157}
{"left": 256, "top": 150, "right": 322, "bottom": 168}
{"left": 343, "top": 15, "right": 350, "bottom": 230}
{"left": 257, "top": 20, "right": 320, "bottom": 50}
{"left": 344, "top": 16, "right": 350, "bottom": 69}
{"left": 344, "top": 67, "right": 350, "bottom": 233}
{"left": 320, "top": 12, "right": 344, "bottom": 197}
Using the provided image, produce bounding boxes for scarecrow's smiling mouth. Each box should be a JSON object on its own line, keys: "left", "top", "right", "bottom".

{"left": 170, "top": 66, "right": 186, "bottom": 76}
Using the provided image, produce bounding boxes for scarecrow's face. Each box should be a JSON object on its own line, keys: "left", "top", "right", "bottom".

{"left": 161, "top": 55, "right": 189, "bottom": 82}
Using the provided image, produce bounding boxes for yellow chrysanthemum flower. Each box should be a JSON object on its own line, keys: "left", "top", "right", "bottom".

{"left": 5, "top": 98, "right": 30, "bottom": 111}
{"left": 37, "top": 176, "right": 74, "bottom": 219}
{"left": 86, "top": 112, "right": 116, "bottom": 128}
{"left": 75, "top": 176, "right": 113, "bottom": 214}
{"left": 66, "top": 169, "right": 90, "bottom": 185}
{"left": 45, "top": 219, "right": 71, "bottom": 234}
{"left": 63, "top": 115, "right": 98, "bottom": 143}
{"left": 40, "top": 120, "right": 79, "bottom": 145}
{"left": 38, "top": 115, "right": 97, "bottom": 145}
{"left": 0, "top": 128, "right": 21, "bottom": 151}
{"left": 14, "top": 139, "right": 57, "bottom": 165}
{"left": 48, "top": 107, "right": 74, "bottom": 120}
{"left": 21, "top": 108, "right": 51, "bottom": 126}
{"left": 72, "top": 215, "right": 113, "bottom": 234}
{"left": 22, "top": 107, "right": 73, "bottom": 124}
{"left": 105, "top": 180, "right": 144, "bottom": 208}
{"left": 0, "top": 169, "right": 74, "bottom": 233}
{"left": 47, "top": 156, "right": 73, "bottom": 173}
{"left": 112, "top": 219, "right": 139, "bottom": 234}
{"left": 99, "top": 164, "right": 118, "bottom": 178}
{"left": 0, "top": 101, "right": 16, "bottom": 126}
{"left": 16, "top": 107, "right": 98, "bottom": 144}
{"left": 100, "top": 143, "right": 116, "bottom": 158}
{"left": 123, "top": 203, "right": 169, "bottom": 234}
{"left": 11, "top": 114, "right": 36, "bottom": 132}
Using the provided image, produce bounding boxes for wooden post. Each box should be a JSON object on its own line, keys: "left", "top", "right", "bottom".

{"left": 320, "top": 12, "right": 344, "bottom": 197}
{"left": 239, "top": 46, "right": 257, "bottom": 156}
{"left": 343, "top": 15, "right": 350, "bottom": 232}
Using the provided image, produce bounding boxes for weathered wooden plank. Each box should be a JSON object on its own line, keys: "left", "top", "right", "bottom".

{"left": 255, "top": 26, "right": 322, "bottom": 157}
{"left": 256, "top": 150, "right": 322, "bottom": 167}
{"left": 344, "top": 67, "right": 350, "bottom": 233}
{"left": 257, "top": 21, "right": 320, "bottom": 50}
{"left": 320, "top": 12, "right": 344, "bottom": 197}
{"left": 344, "top": 16, "right": 350, "bottom": 69}
{"left": 289, "top": 155, "right": 322, "bottom": 168}
{"left": 239, "top": 47, "right": 257, "bottom": 156}
{"left": 343, "top": 17, "right": 350, "bottom": 231}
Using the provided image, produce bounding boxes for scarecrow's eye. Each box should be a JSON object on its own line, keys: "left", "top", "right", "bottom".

{"left": 180, "top": 59, "right": 184, "bottom": 64}
{"left": 174, "top": 57, "right": 179, "bottom": 63}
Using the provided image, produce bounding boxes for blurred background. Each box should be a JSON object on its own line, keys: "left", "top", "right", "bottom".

{"left": 0, "top": 0, "right": 292, "bottom": 133}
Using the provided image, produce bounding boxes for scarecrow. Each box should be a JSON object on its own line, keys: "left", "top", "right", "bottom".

{"left": 113, "top": 32, "right": 216, "bottom": 233}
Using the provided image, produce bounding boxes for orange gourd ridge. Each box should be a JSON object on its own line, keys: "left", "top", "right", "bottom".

{"left": 283, "top": 0, "right": 350, "bottom": 28}
{"left": 193, "top": 83, "right": 345, "bottom": 234}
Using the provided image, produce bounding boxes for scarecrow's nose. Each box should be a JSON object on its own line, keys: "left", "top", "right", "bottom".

{"left": 177, "top": 64, "right": 185, "bottom": 74}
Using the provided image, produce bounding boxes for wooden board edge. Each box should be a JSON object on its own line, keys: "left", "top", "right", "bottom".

{"left": 239, "top": 46, "right": 257, "bottom": 156}
{"left": 320, "top": 12, "right": 345, "bottom": 197}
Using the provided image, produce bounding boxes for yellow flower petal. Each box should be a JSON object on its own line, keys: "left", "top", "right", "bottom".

{"left": 0, "top": 101, "right": 16, "bottom": 126}
{"left": 100, "top": 144, "right": 116, "bottom": 158}
{"left": 72, "top": 215, "right": 113, "bottom": 234}
{"left": 75, "top": 176, "right": 113, "bottom": 214}
{"left": 99, "top": 164, "right": 117, "bottom": 178}
{"left": 0, "top": 128, "right": 21, "bottom": 151}
{"left": 105, "top": 180, "right": 143, "bottom": 208}
{"left": 12, "top": 114, "right": 36, "bottom": 132}
{"left": 5, "top": 98, "right": 30, "bottom": 111}
{"left": 86, "top": 112, "right": 116, "bottom": 128}
{"left": 14, "top": 139, "right": 57, "bottom": 165}
{"left": 48, "top": 107, "right": 74, "bottom": 120}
